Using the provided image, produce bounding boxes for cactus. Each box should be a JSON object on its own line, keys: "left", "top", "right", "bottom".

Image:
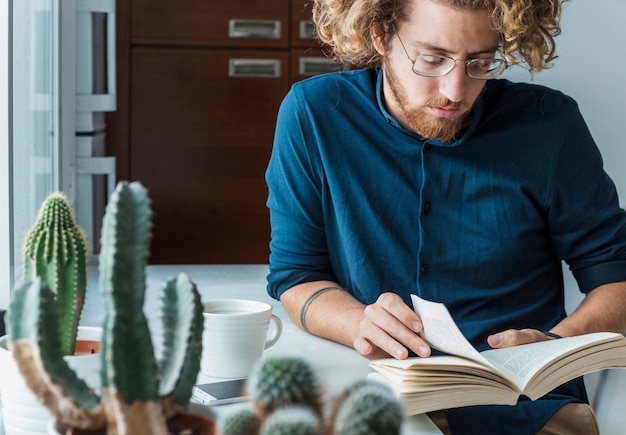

{"left": 7, "top": 181, "right": 205, "bottom": 434}
{"left": 7, "top": 279, "right": 105, "bottom": 429}
{"left": 248, "top": 356, "right": 323, "bottom": 419}
{"left": 223, "top": 358, "right": 405, "bottom": 435}
{"left": 331, "top": 380, "right": 404, "bottom": 435}
{"left": 259, "top": 406, "right": 321, "bottom": 435}
{"left": 220, "top": 407, "right": 262, "bottom": 435}
{"left": 22, "top": 192, "right": 88, "bottom": 356}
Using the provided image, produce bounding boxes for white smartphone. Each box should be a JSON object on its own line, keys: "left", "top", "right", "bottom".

{"left": 191, "top": 378, "right": 249, "bottom": 405}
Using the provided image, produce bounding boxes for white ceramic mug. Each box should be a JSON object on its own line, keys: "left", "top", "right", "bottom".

{"left": 201, "top": 299, "right": 282, "bottom": 378}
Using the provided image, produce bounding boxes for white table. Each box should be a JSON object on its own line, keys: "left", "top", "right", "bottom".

{"left": 0, "top": 265, "right": 441, "bottom": 434}
{"left": 140, "top": 265, "right": 442, "bottom": 434}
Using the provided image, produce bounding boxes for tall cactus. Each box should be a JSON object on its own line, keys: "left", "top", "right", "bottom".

{"left": 7, "top": 181, "right": 205, "bottom": 434}
{"left": 22, "top": 192, "right": 88, "bottom": 355}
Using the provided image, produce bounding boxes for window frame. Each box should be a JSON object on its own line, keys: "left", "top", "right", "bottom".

{"left": 0, "top": 0, "right": 12, "bottom": 309}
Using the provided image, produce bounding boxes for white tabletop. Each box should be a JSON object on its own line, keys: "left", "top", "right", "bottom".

{"left": 140, "top": 265, "right": 442, "bottom": 434}
{"left": 1, "top": 265, "right": 441, "bottom": 434}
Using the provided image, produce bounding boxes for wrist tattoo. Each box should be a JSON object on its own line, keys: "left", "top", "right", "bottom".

{"left": 543, "top": 331, "right": 563, "bottom": 340}
{"left": 300, "top": 286, "right": 343, "bottom": 333}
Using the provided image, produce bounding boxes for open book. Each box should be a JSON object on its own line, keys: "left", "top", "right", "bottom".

{"left": 369, "top": 295, "right": 626, "bottom": 415}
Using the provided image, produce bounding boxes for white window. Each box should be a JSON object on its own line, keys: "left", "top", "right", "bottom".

{"left": 1, "top": 0, "right": 61, "bottom": 308}
{"left": 0, "top": 0, "right": 11, "bottom": 309}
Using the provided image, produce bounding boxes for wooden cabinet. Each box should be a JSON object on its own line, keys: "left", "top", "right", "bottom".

{"left": 107, "top": 0, "right": 335, "bottom": 264}
{"left": 130, "top": 47, "right": 289, "bottom": 263}
{"left": 131, "top": 0, "right": 289, "bottom": 48}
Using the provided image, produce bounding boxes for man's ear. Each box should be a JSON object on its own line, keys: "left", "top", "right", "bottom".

{"left": 371, "top": 23, "right": 386, "bottom": 55}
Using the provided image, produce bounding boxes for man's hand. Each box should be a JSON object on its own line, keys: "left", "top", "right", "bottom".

{"left": 487, "top": 328, "right": 558, "bottom": 349}
{"left": 353, "top": 292, "right": 432, "bottom": 360}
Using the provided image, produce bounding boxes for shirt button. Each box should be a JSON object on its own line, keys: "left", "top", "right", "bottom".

{"left": 420, "top": 264, "right": 430, "bottom": 275}
{"left": 423, "top": 202, "right": 432, "bottom": 213}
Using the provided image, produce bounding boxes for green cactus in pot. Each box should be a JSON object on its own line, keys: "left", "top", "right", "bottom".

{"left": 22, "top": 192, "right": 88, "bottom": 356}
{"left": 218, "top": 356, "right": 404, "bottom": 435}
{"left": 7, "top": 181, "right": 207, "bottom": 434}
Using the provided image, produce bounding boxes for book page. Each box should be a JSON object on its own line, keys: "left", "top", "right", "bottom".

{"left": 411, "top": 295, "right": 494, "bottom": 368}
{"left": 480, "top": 332, "right": 620, "bottom": 389}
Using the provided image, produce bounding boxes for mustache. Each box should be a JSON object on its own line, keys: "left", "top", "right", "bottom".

{"left": 425, "top": 98, "right": 463, "bottom": 108}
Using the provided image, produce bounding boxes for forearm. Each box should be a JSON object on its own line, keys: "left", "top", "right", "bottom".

{"left": 279, "top": 280, "right": 366, "bottom": 348}
{"left": 552, "top": 281, "right": 626, "bottom": 337}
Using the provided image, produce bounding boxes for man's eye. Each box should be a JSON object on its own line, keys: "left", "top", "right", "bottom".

{"left": 468, "top": 59, "right": 499, "bottom": 73}
{"left": 471, "top": 59, "right": 491, "bottom": 69}
{"left": 417, "top": 55, "right": 447, "bottom": 68}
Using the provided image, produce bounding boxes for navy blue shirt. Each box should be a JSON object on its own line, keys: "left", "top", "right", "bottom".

{"left": 266, "top": 67, "right": 626, "bottom": 433}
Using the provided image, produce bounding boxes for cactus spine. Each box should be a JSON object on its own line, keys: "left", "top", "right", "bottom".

{"left": 22, "top": 192, "right": 88, "bottom": 356}
{"left": 8, "top": 181, "right": 205, "bottom": 434}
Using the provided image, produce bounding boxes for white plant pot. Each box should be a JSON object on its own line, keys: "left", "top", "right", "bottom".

{"left": 0, "top": 326, "right": 101, "bottom": 435}
{"left": 46, "top": 419, "right": 59, "bottom": 435}
{"left": 45, "top": 419, "right": 78, "bottom": 435}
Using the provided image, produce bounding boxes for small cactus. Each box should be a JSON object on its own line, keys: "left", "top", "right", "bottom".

{"left": 22, "top": 192, "right": 88, "bottom": 356}
{"left": 214, "top": 357, "right": 404, "bottom": 435}
{"left": 221, "top": 356, "right": 323, "bottom": 435}
{"left": 7, "top": 181, "right": 205, "bottom": 434}
{"left": 331, "top": 380, "right": 404, "bottom": 435}
{"left": 259, "top": 406, "right": 321, "bottom": 435}
{"left": 249, "top": 356, "right": 323, "bottom": 419}
{"left": 220, "top": 407, "right": 262, "bottom": 435}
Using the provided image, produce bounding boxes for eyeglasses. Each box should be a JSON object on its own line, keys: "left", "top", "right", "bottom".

{"left": 396, "top": 33, "right": 507, "bottom": 80}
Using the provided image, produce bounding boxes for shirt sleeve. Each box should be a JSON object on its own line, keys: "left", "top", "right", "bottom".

{"left": 547, "top": 105, "right": 626, "bottom": 292}
{"left": 265, "top": 87, "right": 338, "bottom": 300}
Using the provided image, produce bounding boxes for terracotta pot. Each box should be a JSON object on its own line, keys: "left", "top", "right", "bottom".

{"left": 48, "top": 412, "right": 216, "bottom": 435}
{"left": 75, "top": 338, "right": 100, "bottom": 355}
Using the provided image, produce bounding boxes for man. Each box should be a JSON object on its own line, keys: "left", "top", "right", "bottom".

{"left": 265, "top": 0, "right": 626, "bottom": 433}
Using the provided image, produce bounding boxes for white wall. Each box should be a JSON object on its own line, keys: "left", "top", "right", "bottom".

{"left": 501, "top": 2, "right": 626, "bottom": 433}
{"left": 503, "top": 1, "right": 626, "bottom": 203}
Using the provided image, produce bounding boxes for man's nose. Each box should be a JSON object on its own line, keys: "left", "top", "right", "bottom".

{"left": 438, "top": 62, "right": 467, "bottom": 104}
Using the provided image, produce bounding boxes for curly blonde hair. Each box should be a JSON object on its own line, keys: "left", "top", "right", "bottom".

{"left": 312, "top": 0, "right": 570, "bottom": 71}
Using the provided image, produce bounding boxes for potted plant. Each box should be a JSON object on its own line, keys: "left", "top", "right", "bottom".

{"left": 219, "top": 355, "right": 405, "bottom": 435}
{"left": 6, "top": 181, "right": 213, "bottom": 435}
{"left": 21, "top": 192, "right": 91, "bottom": 355}
{"left": 0, "top": 192, "right": 100, "bottom": 435}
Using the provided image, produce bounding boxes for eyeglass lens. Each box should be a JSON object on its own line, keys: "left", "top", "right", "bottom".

{"left": 413, "top": 55, "right": 505, "bottom": 79}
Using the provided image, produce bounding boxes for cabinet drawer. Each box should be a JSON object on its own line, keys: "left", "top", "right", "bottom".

{"left": 132, "top": 0, "right": 289, "bottom": 48}
{"left": 130, "top": 47, "right": 289, "bottom": 263}
{"left": 290, "top": 0, "right": 320, "bottom": 48}
{"left": 290, "top": 48, "right": 345, "bottom": 83}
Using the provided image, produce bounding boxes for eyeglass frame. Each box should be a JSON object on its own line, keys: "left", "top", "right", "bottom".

{"left": 395, "top": 32, "right": 508, "bottom": 80}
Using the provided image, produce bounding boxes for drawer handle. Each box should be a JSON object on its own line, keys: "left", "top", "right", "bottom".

{"left": 229, "top": 59, "right": 281, "bottom": 78}
{"left": 299, "top": 57, "right": 344, "bottom": 76}
{"left": 229, "top": 19, "right": 281, "bottom": 39}
{"left": 299, "top": 20, "right": 316, "bottom": 40}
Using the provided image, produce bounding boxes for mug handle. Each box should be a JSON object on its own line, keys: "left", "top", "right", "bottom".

{"left": 264, "top": 314, "right": 283, "bottom": 349}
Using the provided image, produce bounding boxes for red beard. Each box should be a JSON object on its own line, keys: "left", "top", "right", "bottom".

{"left": 384, "top": 58, "right": 471, "bottom": 142}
